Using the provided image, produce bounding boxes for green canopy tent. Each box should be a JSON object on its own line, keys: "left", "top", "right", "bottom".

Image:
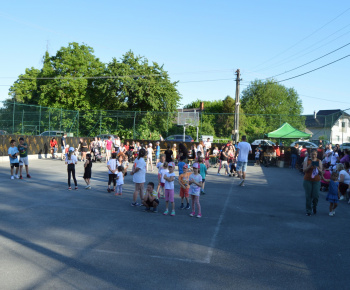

{"left": 266, "top": 122, "right": 311, "bottom": 139}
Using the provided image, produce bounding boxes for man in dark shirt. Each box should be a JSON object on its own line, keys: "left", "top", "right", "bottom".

{"left": 164, "top": 145, "right": 173, "bottom": 163}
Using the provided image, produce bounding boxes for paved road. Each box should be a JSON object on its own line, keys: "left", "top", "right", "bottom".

{"left": 0, "top": 159, "right": 349, "bottom": 289}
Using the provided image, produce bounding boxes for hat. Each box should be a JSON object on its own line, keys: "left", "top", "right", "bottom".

{"left": 69, "top": 147, "right": 74, "bottom": 152}
{"left": 168, "top": 162, "right": 175, "bottom": 167}
{"left": 192, "top": 162, "right": 200, "bottom": 169}
{"left": 183, "top": 164, "right": 188, "bottom": 169}
{"left": 149, "top": 143, "right": 152, "bottom": 147}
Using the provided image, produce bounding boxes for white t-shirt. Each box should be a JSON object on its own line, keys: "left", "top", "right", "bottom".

{"left": 116, "top": 171, "right": 124, "bottom": 185}
{"left": 330, "top": 152, "right": 338, "bottom": 165}
{"left": 213, "top": 149, "right": 219, "bottom": 156}
{"left": 189, "top": 173, "right": 202, "bottom": 196}
{"left": 133, "top": 157, "right": 146, "bottom": 183}
{"left": 156, "top": 162, "right": 163, "bottom": 173}
{"left": 237, "top": 142, "right": 252, "bottom": 162}
{"left": 65, "top": 155, "right": 77, "bottom": 164}
{"left": 147, "top": 147, "right": 153, "bottom": 159}
{"left": 160, "top": 167, "right": 169, "bottom": 183}
{"left": 204, "top": 141, "right": 212, "bottom": 151}
{"left": 107, "top": 159, "right": 117, "bottom": 174}
{"left": 339, "top": 169, "right": 350, "bottom": 184}
{"left": 164, "top": 172, "right": 176, "bottom": 190}
{"left": 325, "top": 149, "right": 333, "bottom": 163}
{"left": 115, "top": 138, "right": 121, "bottom": 147}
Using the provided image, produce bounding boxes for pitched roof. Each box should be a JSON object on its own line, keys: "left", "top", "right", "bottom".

{"left": 305, "top": 110, "right": 349, "bottom": 128}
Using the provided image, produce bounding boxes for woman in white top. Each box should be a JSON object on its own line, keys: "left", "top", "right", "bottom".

{"left": 130, "top": 148, "right": 146, "bottom": 206}
{"left": 146, "top": 143, "right": 154, "bottom": 172}
{"left": 338, "top": 163, "right": 350, "bottom": 201}
{"left": 65, "top": 147, "right": 78, "bottom": 190}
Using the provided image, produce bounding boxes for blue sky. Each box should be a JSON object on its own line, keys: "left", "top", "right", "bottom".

{"left": 0, "top": 0, "right": 349, "bottom": 115}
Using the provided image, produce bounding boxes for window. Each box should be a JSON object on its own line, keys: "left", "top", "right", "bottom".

{"left": 336, "top": 136, "right": 340, "bottom": 141}
{"left": 348, "top": 137, "right": 350, "bottom": 142}
{"left": 342, "top": 122, "right": 346, "bottom": 127}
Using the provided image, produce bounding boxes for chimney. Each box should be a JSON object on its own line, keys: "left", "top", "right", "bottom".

{"left": 200, "top": 102, "right": 204, "bottom": 111}
{"left": 314, "top": 110, "right": 317, "bottom": 119}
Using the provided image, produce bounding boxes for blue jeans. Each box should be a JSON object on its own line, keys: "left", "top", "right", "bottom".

{"left": 291, "top": 154, "right": 297, "bottom": 169}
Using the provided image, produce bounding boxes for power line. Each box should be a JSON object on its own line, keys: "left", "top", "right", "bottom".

{"left": 251, "top": 7, "right": 350, "bottom": 70}
{"left": 267, "top": 41, "right": 350, "bottom": 79}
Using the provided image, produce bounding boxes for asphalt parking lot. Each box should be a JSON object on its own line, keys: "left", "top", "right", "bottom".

{"left": 0, "top": 159, "right": 350, "bottom": 289}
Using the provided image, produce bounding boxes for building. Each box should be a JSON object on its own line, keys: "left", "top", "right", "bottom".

{"left": 305, "top": 110, "right": 350, "bottom": 144}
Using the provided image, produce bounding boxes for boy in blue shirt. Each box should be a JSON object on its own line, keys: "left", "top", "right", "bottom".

{"left": 8, "top": 139, "right": 19, "bottom": 179}
{"left": 198, "top": 157, "right": 207, "bottom": 194}
{"left": 178, "top": 155, "right": 187, "bottom": 175}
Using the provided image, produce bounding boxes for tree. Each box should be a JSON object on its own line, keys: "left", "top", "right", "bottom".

{"left": 240, "top": 79, "right": 304, "bottom": 140}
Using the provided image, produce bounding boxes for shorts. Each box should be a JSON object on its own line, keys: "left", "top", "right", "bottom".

{"left": 236, "top": 161, "right": 248, "bottom": 172}
{"left": 156, "top": 154, "right": 160, "bottom": 159}
{"left": 106, "top": 149, "right": 111, "bottom": 155}
{"left": 202, "top": 178, "right": 205, "bottom": 182}
{"left": 145, "top": 198, "right": 159, "bottom": 207}
{"left": 160, "top": 182, "right": 165, "bottom": 187}
{"left": 19, "top": 157, "right": 29, "bottom": 166}
{"left": 165, "top": 189, "right": 175, "bottom": 202}
{"left": 179, "top": 187, "right": 189, "bottom": 198}
{"left": 10, "top": 163, "right": 19, "bottom": 168}
{"left": 61, "top": 146, "right": 65, "bottom": 153}
{"left": 255, "top": 157, "right": 259, "bottom": 161}
{"left": 158, "top": 173, "right": 161, "bottom": 181}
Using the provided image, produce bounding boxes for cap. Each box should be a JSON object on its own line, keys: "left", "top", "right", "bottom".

{"left": 69, "top": 147, "right": 74, "bottom": 152}
{"left": 149, "top": 143, "right": 152, "bottom": 147}
{"left": 183, "top": 164, "right": 188, "bottom": 169}
{"left": 192, "top": 162, "right": 200, "bottom": 169}
{"left": 168, "top": 162, "right": 175, "bottom": 167}
{"left": 19, "top": 137, "right": 24, "bottom": 141}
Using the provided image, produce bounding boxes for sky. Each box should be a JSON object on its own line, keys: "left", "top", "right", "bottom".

{"left": 0, "top": 0, "right": 349, "bottom": 115}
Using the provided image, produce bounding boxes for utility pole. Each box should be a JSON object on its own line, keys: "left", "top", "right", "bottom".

{"left": 234, "top": 69, "right": 241, "bottom": 143}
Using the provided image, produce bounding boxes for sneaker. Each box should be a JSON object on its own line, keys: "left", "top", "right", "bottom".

{"left": 131, "top": 202, "right": 140, "bottom": 207}
{"left": 87, "top": 186, "right": 91, "bottom": 190}
{"left": 163, "top": 210, "right": 169, "bottom": 215}
{"left": 153, "top": 208, "right": 158, "bottom": 213}
{"left": 68, "top": 187, "right": 72, "bottom": 190}
{"left": 312, "top": 208, "right": 317, "bottom": 215}
{"left": 306, "top": 213, "right": 311, "bottom": 216}
{"left": 180, "top": 204, "right": 184, "bottom": 209}
{"left": 339, "top": 195, "right": 345, "bottom": 201}
{"left": 201, "top": 191, "right": 205, "bottom": 195}
{"left": 170, "top": 210, "right": 175, "bottom": 216}
{"left": 27, "top": 174, "right": 31, "bottom": 178}
{"left": 19, "top": 175, "right": 23, "bottom": 179}
{"left": 196, "top": 214, "right": 202, "bottom": 218}
{"left": 11, "top": 176, "right": 14, "bottom": 180}
{"left": 189, "top": 212, "right": 195, "bottom": 217}
{"left": 185, "top": 204, "right": 191, "bottom": 210}
{"left": 143, "top": 207, "right": 151, "bottom": 212}
{"left": 107, "top": 188, "right": 111, "bottom": 193}
{"left": 217, "top": 173, "right": 221, "bottom": 175}
{"left": 332, "top": 211, "right": 336, "bottom": 215}
{"left": 75, "top": 187, "right": 78, "bottom": 190}
{"left": 15, "top": 175, "right": 19, "bottom": 179}
{"left": 239, "top": 179, "right": 245, "bottom": 186}
{"left": 85, "top": 185, "right": 89, "bottom": 189}
{"left": 329, "top": 212, "right": 334, "bottom": 216}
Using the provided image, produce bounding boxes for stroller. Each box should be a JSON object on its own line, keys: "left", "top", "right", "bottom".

{"left": 93, "top": 147, "right": 103, "bottom": 162}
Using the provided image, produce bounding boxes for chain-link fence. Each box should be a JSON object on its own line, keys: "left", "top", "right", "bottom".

{"left": 1, "top": 101, "right": 348, "bottom": 143}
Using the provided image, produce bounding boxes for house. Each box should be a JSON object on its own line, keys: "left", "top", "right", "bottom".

{"left": 305, "top": 109, "right": 350, "bottom": 144}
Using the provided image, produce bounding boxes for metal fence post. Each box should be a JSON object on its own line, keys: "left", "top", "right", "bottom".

{"left": 39, "top": 105, "right": 41, "bottom": 135}
{"left": 60, "top": 108, "right": 62, "bottom": 132}
{"left": 77, "top": 110, "right": 79, "bottom": 137}
{"left": 49, "top": 110, "right": 51, "bottom": 133}
{"left": 12, "top": 100, "right": 15, "bottom": 133}
{"left": 100, "top": 110, "right": 102, "bottom": 135}
{"left": 22, "top": 110, "right": 24, "bottom": 134}
{"left": 133, "top": 112, "right": 136, "bottom": 139}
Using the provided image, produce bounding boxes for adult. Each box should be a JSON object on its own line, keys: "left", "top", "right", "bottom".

{"left": 178, "top": 142, "right": 189, "bottom": 161}
{"left": 303, "top": 149, "right": 322, "bottom": 216}
{"left": 159, "top": 134, "right": 164, "bottom": 141}
{"left": 217, "top": 146, "right": 229, "bottom": 176}
{"left": 130, "top": 148, "right": 146, "bottom": 206}
{"left": 50, "top": 137, "right": 58, "bottom": 159}
{"left": 164, "top": 145, "right": 173, "bottom": 163}
{"left": 290, "top": 143, "right": 299, "bottom": 169}
{"left": 204, "top": 138, "right": 212, "bottom": 154}
{"left": 197, "top": 141, "right": 204, "bottom": 155}
{"left": 61, "top": 133, "right": 67, "bottom": 161}
{"left": 340, "top": 149, "right": 350, "bottom": 164}
{"left": 81, "top": 138, "right": 88, "bottom": 162}
{"left": 18, "top": 137, "right": 31, "bottom": 179}
{"left": 105, "top": 136, "right": 113, "bottom": 162}
{"left": 235, "top": 135, "right": 252, "bottom": 186}
{"left": 172, "top": 144, "right": 177, "bottom": 162}
{"left": 323, "top": 144, "right": 333, "bottom": 164}
{"left": 337, "top": 163, "right": 350, "bottom": 201}
{"left": 228, "top": 145, "right": 236, "bottom": 176}
{"left": 115, "top": 136, "right": 121, "bottom": 152}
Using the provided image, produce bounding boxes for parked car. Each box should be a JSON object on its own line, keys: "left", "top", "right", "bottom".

{"left": 290, "top": 141, "right": 318, "bottom": 148}
{"left": 0, "top": 130, "right": 8, "bottom": 135}
{"left": 251, "top": 139, "right": 276, "bottom": 146}
{"left": 96, "top": 134, "right": 117, "bottom": 142}
{"left": 40, "top": 130, "right": 65, "bottom": 137}
{"left": 165, "top": 135, "right": 194, "bottom": 142}
{"left": 340, "top": 143, "right": 350, "bottom": 151}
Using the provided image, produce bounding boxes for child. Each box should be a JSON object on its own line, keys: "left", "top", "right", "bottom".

{"left": 198, "top": 157, "right": 207, "bottom": 195}
{"left": 159, "top": 162, "right": 168, "bottom": 198}
{"left": 255, "top": 148, "right": 260, "bottom": 166}
{"left": 320, "top": 163, "right": 331, "bottom": 192}
{"left": 122, "top": 155, "right": 129, "bottom": 176}
{"left": 142, "top": 182, "right": 159, "bottom": 213}
{"left": 163, "top": 162, "right": 176, "bottom": 216}
{"left": 155, "top": 142, "right": 161, "bottom": 164}
{"left": 189, "top": 162, "right": 203, "bottom": 218}
{"left": 178, "top": 164, "right": 191, "bottom": 209}
{"left": 204, "top": 150, "right": 210, "bottom": 169}
{"left": 83, "top": 153, "right": 92, "bottom": 189}
{"left": 115, "top": 165, "right": 124, "bottom": 196}
{"left": 107, "top": 152, "right": 117, "bottom": 193}
{"left": 146, "top": 143, "right": 154, "bottom": 171}
{"left": 8, "top": 139, "right": 19, "bottom": 179}
{"left": 321, "top": 171, "right": 339, "bottom": 216}
{"left": 65, "top": 147, "right": 78, "bottom": 190}
{"left": 156, "top": 154, "right": 165, "bottom": 194}
{"left": 213, "top": 146, "right": 219, "bottom": 168}
{"left": 178, "top": 155, "right": 187, "bottom": 175}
